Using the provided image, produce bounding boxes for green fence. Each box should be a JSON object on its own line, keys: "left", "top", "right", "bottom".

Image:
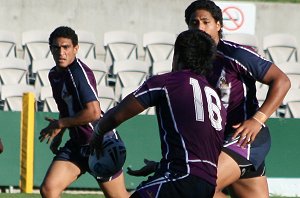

{"left": 0, "top": 111, "right": 299, "bottom": 190}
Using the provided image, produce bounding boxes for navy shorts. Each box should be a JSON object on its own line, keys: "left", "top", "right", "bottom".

{"left": 130, "top": 170, "right": 215, "bottom": 198}
{"left": 222, "top": 147, "right": 266, "bottom": 179}
{"left": 53, "top": 135, "right": 122, "bottom": 183}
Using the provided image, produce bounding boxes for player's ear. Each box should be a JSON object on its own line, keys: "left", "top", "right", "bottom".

{"left": 74, "top": 44, "right": 79, "bottom": 54}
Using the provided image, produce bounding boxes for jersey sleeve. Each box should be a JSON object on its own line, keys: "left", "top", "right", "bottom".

{"left": 71, "top": 62, "right": 98, "bottom": 104}
{"left": 221, "top": 41, "right": 272, "bottom": 81}
{"left": 133, "top": 75, "right": 166, "bottom": 108}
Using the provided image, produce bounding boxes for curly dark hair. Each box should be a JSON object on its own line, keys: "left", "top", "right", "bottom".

{"left": 174, "top": 29, "right": 216, "bottom": 76}
{"left": 185, "top": 0, "right": 223, "bottom": 38}
{"left": 48, "top": 26, "right": 78, "bottom": 46}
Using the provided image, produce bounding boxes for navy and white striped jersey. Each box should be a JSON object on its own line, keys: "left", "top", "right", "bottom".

{"left": 48, "top": 58, "right": 99, "bottom": 145}
{"left": 209, "top": 39, "right": 272, "bottom": 137}
{"left": 208, "top": 40, "right": 273, "bottom": 168}
{"left": 133, "top": 70, "right": 226, "bottom": 185}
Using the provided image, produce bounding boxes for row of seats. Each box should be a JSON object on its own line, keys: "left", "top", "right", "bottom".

{"left": 0, "top": 30, "right": 300, "bottom": 117}
{"left": 0, "top": 83, "right": 155, "bottom": 115}
{"left": 1, "top": 29, "right": 299, "bottom": 76}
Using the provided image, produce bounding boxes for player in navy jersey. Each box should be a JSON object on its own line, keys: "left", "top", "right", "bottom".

{"left": 184, "top": 1, "right": 290, "bottom": 197}
{"left": 128, "top": 1, "right": 291, "bottom": 197}
{"left": 90, "top": 29, "right": 227, "bottom": 198}
{"left": 38, "top": 26, "right": 129, "bottom": 198}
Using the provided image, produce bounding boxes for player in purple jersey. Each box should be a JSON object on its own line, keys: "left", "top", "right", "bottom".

{"left": 90, "top": 29, "right": 227, "bottom": 198}
{"left": 38, "top": 26, "right": 129, "bottom": 198}
{"left": 128, "top": 1, "right": 291, "bottom": 197}
{"left": 184, "top": 1, "right": 291, "bottom": 197}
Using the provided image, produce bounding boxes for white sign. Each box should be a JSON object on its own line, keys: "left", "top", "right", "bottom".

{"left": 216, "top": 1, "right": 256, "bottom": 35}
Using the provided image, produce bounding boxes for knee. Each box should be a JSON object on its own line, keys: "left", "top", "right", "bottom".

{"left": 40, "top": 181, "right": 60, "bottom": 198}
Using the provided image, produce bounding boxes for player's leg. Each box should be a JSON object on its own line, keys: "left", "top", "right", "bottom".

{"left": 40, "top": 160, "right": 81, "bottom": 198}
{"left": 213, "top": 151, "right": 241, "bottom": 198}
{"left": 229, "top": 176, "right": 269, "bottom": 198}
{"left": 98, "top": 172, "right": 130, "bottom": 198}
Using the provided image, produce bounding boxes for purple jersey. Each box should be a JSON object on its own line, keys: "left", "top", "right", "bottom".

{"left": 48, "top": 58, "right": 99, "bottom": 145}
{"left": 133, "top": 70, "right": 226, "bottom": 186}
{"left": 209, "top": 40, "right": 273, "bottom": 168}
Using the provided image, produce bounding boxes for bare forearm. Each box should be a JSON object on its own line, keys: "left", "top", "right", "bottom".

{"left": 58, "top": 101, "right": 101, "bottom": 129}
{"left": 260, "top": 64, "right": 291, "bottom": 118}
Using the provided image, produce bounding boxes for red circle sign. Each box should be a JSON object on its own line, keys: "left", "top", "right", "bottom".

{"left": 222, "top": 6, "right": 244, "bottom": 31}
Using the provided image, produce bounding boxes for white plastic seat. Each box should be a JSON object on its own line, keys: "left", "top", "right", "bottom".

{"left": 113, "top": 60, "right": 150, "bottom": 101}
{"left": 287, "top": 74, "right": 300, "bottom": 89}
{"left": 80, "top": 58, "right": 109, "bottom": 86}
{"left": 97, "top": 85, "right": 115, "bottom": 113}
{"left": 263, "top": 33, "right": 298, "bottom": 64}
{"left": 39, "top": 86, "right": 58, "bottom": 112}
{"left": 103, "top": 30, "right": 138, "bottom": 73}
{"left": 0, "top": 58, "right": 29, "bottom": 86}
{"left": 152, "top": 59, "right": 172, "bottom": 76}
{"left": 143, "top": 31, "right": 176, "bottom": 65}
{"left": 0, "top": 30, "right": 17, "bottom": 58}
{"left": 1, "top": 84, "right": 36, "bottom": 111}
{"left": 224, "top": 33, "right": 259, "bottom": 53}
{"left": 276, "top": 62, "right": 300, "bottom": 75}
{"left": 77, "top": 30, "right": 97, "bottom": 59}
{"left": 22, "top": 30, "right": 51, "bottom": 79}
{"left": 285, "top": 101, "right": 300, "bottom": 118}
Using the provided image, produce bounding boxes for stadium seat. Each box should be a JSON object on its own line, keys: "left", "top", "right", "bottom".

{"left": 263, "top": 33, "right": 298, "bottom": 64}
{"left": 0, "top": 84, "right": 36, "bottom": 111}
{"left": 97, "top": 85, "right": 115, "bottom": 113}
{"left": 142, "top": 31, "right": 176, "bottom": 73}
{"left": 39, "top": 85, "right": 58, "bottom": 112}
{"left": 113, "top": 59, "right": 150, "bottom": 101}
{"left": 152, "top": 59, "right": 172, "bottom": 76}
{"left": 0, "top": 30, "right": 17, "bottom": 58}
{"left": 285, "top": 101, "right": 300, "bottom": 118}
{"left": 22, "top": 30, "right": 51, "bottom": 80}
{"left": 77, "top": 30, "right": 97, "bottom": 59}
{"left": 224, "top": 33, "right": 259, "bottom": 53}
{"left": 276, "top": 62, "right": 300, "bottom": 75}
{"left": 103, "top": 30, "right": 138, "bottom": 74}
{"left": 0, "top": 57, "right": 29, "bottom": 87}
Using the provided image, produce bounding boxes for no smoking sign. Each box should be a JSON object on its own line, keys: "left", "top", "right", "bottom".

{"left": 217, "top": 2, "right": 256, "bottom": 34}
{"left": 223, "top": 6, "right": 244, "bottom": 31}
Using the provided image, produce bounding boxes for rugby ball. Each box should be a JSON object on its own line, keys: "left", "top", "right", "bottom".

{"left": 89, "top": 136, "right": 126, "bottom": 178}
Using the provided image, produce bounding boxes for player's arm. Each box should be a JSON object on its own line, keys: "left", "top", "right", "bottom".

{"left": 39, "top": 100, "right": 101, "bottom": 143}
{"left": 90, "top": 94, "right": 145, "bottom": 157}
{"left": 57, "top": 100, "right": 101, "bottom": 128}
{"left": 233, "top": 64, "right": 290, "bottom": 147}
{"left": 257, "top": 63, "right": 290, "bottom": 118}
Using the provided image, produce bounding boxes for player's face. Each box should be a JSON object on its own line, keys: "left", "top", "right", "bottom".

{"left": 188, "top": 9, "right": 221, "bottom": 44}
{"left": 50, "top": 37, "right": 78, "bottom": 69}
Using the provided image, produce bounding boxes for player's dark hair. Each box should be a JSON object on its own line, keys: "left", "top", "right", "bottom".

{"left": 185, "top": 0, "right": 223, "bottom": 38}
{"left": 174, "top": 29, "right": 216, "bottom": 76}
{"left": 49, "top": 26, "right": 78, "bottom": 46}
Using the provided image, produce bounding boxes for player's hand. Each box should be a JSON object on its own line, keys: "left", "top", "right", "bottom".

{"left": 89, "top": 132, "right": 104, "bottom": 159}
{"left": 127, "top": 159, "right": 158, "bottom": 177}
{"left": 39, "top": 117, "right": 62, "bottom": 144}
{"left": 231, "top": 118, "right": 263, "bottom": 148}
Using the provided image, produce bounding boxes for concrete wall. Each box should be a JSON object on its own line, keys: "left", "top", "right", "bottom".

{"left": 0, "top": 0, "right": 299, "bottom": 58}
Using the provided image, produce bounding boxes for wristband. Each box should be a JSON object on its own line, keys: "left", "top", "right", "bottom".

{"left": 252, "top": 116, "right": 266, "bottom": 128}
